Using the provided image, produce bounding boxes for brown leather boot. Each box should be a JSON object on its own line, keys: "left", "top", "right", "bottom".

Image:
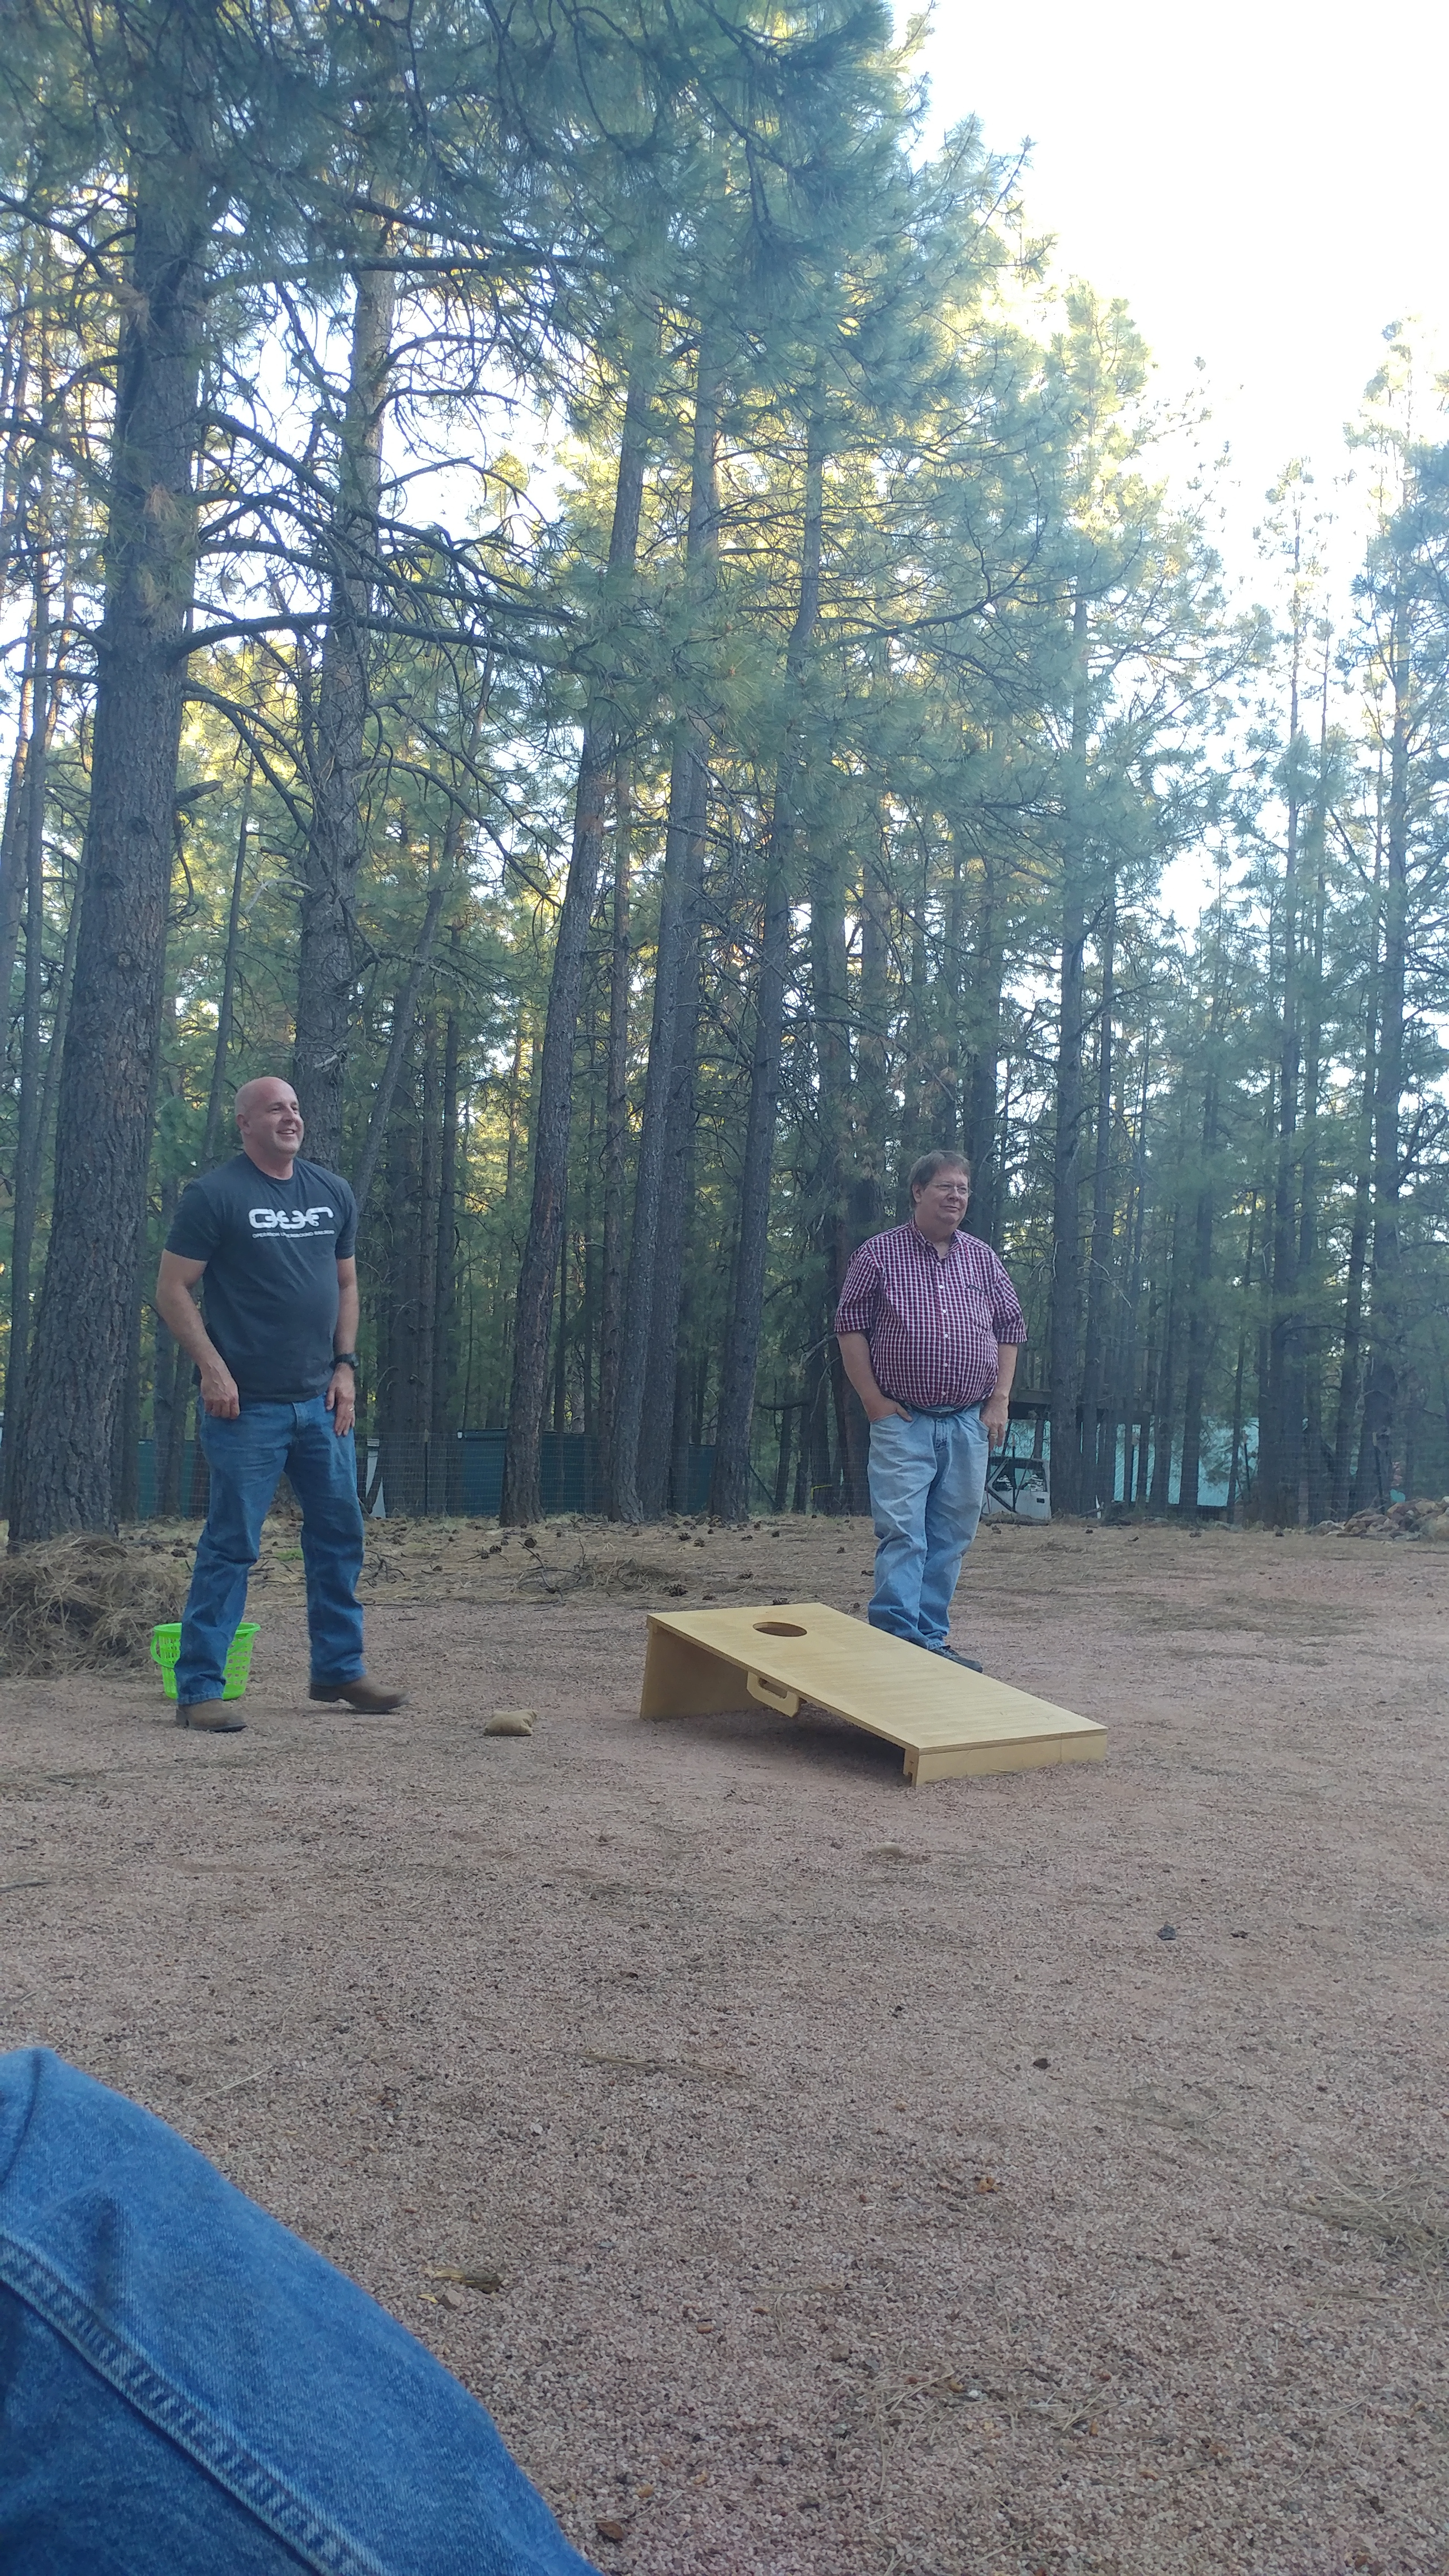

{"left": 175, "top": 1702, "right": 246, "bottom": 1733}
{"left": 308, "top": 1677, "right": 409, "bottom": 1714}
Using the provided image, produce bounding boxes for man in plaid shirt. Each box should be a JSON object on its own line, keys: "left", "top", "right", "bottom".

{"left": 835, "top": 1149, "right": 1025, "bottom": 1666}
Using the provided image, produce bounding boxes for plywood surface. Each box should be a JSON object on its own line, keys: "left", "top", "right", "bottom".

{"left": 640, "top": 1600, "right": 1105, "bottom": 1784}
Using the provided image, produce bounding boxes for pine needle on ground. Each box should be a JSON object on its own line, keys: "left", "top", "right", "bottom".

{"left": 0, "top": 1534, "right": 187, "bottom": 1676}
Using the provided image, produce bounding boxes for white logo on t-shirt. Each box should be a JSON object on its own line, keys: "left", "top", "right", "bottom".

{"left": 249, "top": 1206, "right": 335, "bottom": 1234}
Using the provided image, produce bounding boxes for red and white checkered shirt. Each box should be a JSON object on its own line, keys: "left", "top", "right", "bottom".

{"left": 834, "top": 1222, "right": 1027, "bottom": 1410}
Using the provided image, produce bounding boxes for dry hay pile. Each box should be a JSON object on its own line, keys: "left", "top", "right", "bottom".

{"left": 1328, "top": 1496, "right": 1449, "bottom": 1542}
{"left": 0, "top": 1533, "right": 187, "bottom": 1676}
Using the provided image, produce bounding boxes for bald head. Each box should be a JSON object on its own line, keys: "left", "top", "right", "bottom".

{"left": 235, "top": 1077, "right": 304, "bottom": 1177}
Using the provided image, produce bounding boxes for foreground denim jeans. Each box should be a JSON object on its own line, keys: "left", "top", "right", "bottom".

{"left": 177, "top": 1397, "right": 366, "bottom": 1704}
{"left": 0, "top": 2048, "right": 597, "bottom": 2576}
{"left": 866, "top": 1405, "right": 990, "bottom": 1649}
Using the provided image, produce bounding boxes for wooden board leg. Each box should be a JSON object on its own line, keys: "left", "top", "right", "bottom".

{"left": 638, "top": 1623, "right": 756, "bottom": 1720}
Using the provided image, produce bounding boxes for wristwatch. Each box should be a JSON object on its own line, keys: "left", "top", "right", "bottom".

{"left": 331, "top": 1353, "right": 359, "bottom": 1370}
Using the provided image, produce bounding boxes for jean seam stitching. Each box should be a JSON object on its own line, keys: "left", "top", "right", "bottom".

{"left": 0, "top": 2236, "right": 387, "bottom": 2576}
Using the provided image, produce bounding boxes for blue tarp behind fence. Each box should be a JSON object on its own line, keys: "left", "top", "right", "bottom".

{"left": 135, "top": 1432, "right": 716, "bottom": 1520}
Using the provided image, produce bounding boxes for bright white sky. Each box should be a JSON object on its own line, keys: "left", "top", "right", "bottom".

{"left": 914, "top": 0, "right": 1449, "bottom": 593}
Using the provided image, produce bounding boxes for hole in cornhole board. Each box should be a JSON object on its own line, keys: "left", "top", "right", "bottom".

{"left": 753, "top": 1618, "right": 808, "bottom": 1636}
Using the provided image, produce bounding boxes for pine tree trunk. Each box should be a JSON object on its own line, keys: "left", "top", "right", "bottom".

{"left": 350, "top": 683, "right": 486, "bottom": 1235}
{"left": 1225, "top": 1193, "right": 1257, "bottom": 1524}
{"left": 1049, "top": 589, "right": 1090, "bottom": 1515}
{"left": 808, "top": 816, "right": 854, "bottom": 1518}
{"left": 1178, "top": 1070, "right": 1218, "bottom": 1517}
{"left": 940, "top": 825, "right": 965, "bottom": 1146}
{"left": 112, "top": 1297, "right": 143, "bottom": 1526}
{"left": 709, "top": 846, "right": 789, "bottom": 1521}
{"left": 1121, "top": 1034, "right": 1153, "bottom": 1514}
{"left": 597, "top": 759, "right": 632, "bottom": 1512}
{"left": 637, "top": 934, "right": 705, "bottom": 1515}
{"left": 1076, "top": 900, "right": 1114, "bottom": 1511}
{"left": 961, "top": 841, "right": 1004, "bottom": 1249}
{"left": 711, "top": 401, "right": 824, "bottom": 1520}
{"left": 378, "top": 1072, "right": 422, "bottom": 1511}
{"left": 3, "top": 580, "right": 51, "bottom": 1505}
{"left": 1360, "top": 597, "right": 1411, "bottom": 1513}
{"left": 432, "top": 968, "right": 461, "bottom": 1506}
{"left": 293, "top": 254, "right": 398, "bottom": 1167}
{"left": 851, "top": 836, "right": 890, "bottom": 1244}
{"left": 1264, "top": 697, "right": 1303, "bottom": 1527}
{"left": 667, "top": 1168, "right": 700, "bottom": 1512}
{"left": 36, "top": 839, "right": 83, "bottom": 1198}
{"left": 897, "top": 882, "right": 930, "bottom": 1193}
{"left": 200, "top": 770, "right": 251, "bottom": 1168}
{"left": 1334, "top": 1064, "right": 1376, "bottom": 1519}
{"left": 1148, "top": 1209, "right": 1180, "bottom": 1513}
{"left": 8, "top": 160, "right": 206, "bottom": 1544}
{"left": 611, "top": 335, "right": 722, "bottom": 1522}
{"left": 0, "top": 643, "right": 34, "bottom": 1027}
{"left": 772, "top": 1401, "right": 794, "bottom": 1513}
{"left": 415, "top": 1010, "right": 441, "bottom": 1508}
{"left": 504, "top": 359, "right": 651, "bottom": 1523}
{"left": 1297, "top": 750, "right": 1329, "bottom": 1525}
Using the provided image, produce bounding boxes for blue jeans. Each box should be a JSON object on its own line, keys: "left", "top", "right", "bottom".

{"left": 867, "top": 1406, "right": 990, "bottom": 1649}
{"left": 0, "top": 2048, "right": 596, "bottom": 2575}
{"left": 176, "top": 1397, "right": 366, "bottom": 1704}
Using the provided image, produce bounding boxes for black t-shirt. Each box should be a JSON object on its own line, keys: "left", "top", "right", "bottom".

{"left": 166, "top": 1154, "right": 358, "bottom": 1403}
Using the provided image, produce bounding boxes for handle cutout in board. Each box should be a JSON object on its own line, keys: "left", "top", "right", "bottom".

{"left": 747, "top": 1669, "right": 801, "bottom": 1718}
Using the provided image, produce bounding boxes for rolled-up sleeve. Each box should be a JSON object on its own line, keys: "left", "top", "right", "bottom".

{"left": 988, "top": 1252, "right": 1027, "bottom": 1345}
{"left": 834, "top": 1240, "right": 882, "bottom": 1339}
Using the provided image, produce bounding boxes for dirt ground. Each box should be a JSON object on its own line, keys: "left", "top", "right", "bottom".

{"left": 3, "top": 1512, "right": 1448, "bottom": 2576}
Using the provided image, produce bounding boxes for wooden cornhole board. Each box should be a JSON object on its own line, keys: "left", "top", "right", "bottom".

{"left": 640, "top": 1600, "right": 1104, "bottom": 1787}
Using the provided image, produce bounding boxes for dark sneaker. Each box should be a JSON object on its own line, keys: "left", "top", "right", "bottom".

{"left": 175, "top": 1702, "right": 246, "bottom": 1733}
{"left": 308, "top": 1677, "right": 409, "bottom": 1714}
{"left": 933, "top": 1647, "right": 984, "bottom": 1672}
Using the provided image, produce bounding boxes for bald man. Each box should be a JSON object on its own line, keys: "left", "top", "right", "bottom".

{"left": 155, "top": 1078, "right": 404, "bottom": 1731}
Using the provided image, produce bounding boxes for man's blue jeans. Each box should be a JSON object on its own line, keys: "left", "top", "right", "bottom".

{"left": 176, "top": 1398, "right": 365, "bottom": 1705}
{"left": 866, "top": 1405, "right": 990, "bottom": 1650}
{"left": 0, "top": 2048, "right": 596, "bottom": 2575}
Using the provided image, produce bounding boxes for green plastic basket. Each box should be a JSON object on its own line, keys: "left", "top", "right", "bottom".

{"left": 149, "top": 1622, "right": 259, "bottom": 1703}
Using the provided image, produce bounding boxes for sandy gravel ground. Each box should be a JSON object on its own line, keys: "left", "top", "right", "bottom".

{"left": 3, "top": 1515, "right": 1448, "bottom": 2576}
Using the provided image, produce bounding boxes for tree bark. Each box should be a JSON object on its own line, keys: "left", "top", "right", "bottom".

{"left": 1076, "top": 896, "right": 1114, "bottom": 1512}
{"left": 1177, "top": 1070, "right": 1219, "bottom": 1517}
{"left": 9, "top": 149, "right": 207, "bottom": 1544}
{"left": 610, "top": 333, "right": 722, "bottom": 1522}
{"left": 3, "top": 571, "right": 51, "bottom": 1507}
{"left": 1225, "top": 1191, "right": 1257, "bottom": 1524}
{"left": 960, "top": 837, "right": 1005, "bottom": 1249}
{"left": 293, "top": 252, "right": 399, "bottom": 1167}
{"left": 1048, "top": 587, "right": 1090, "bottom": 1515}
{"left": 1360, "top": 588, "right": 1411, "bottom": 1513}
{"left": 0, "top": 635, "right": 36, "bottom": 1036}
{"left": 415, "top": 1007, "right": 441, "bottom": 1507}
{"left": 1333, "top": 970, "right": 1378, "bottom": 1519}
{"left": 432, "top": 953, "right": 461, "bottom": 1507}
{"left": 1297, "top": 710, "right": 1329, "bottom": 1524}
{"left": 1147, "top": 1202, "right": 1180, "bottom": 1514}
{"left": 348, "top": 671, "right": 488, "bottom": 1235}
{"left": 597, "top": 758, "right": 632, "bottom": 1512}
{"left": 711, "top": 400, "right": 824, "bottom": 1520}
{"left": 200, "top": 768, "right": 252, "bottom": 1169}
{"left": 851, "top": 833, "right": 891, "bottom": 1244}
{"left": 637, "top": 928, "right": 705, "bottom": 1516}
{"left": 502, "top": 357, "right": 651, "bottom": 1522}
{"left": 1262, "top": 640, "right": 1304, "bottom": 1527}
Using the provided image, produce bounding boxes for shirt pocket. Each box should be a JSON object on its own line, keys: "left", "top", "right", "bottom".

{"left": 950, "top": 1283, "right": 995, "bottom": 1335}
